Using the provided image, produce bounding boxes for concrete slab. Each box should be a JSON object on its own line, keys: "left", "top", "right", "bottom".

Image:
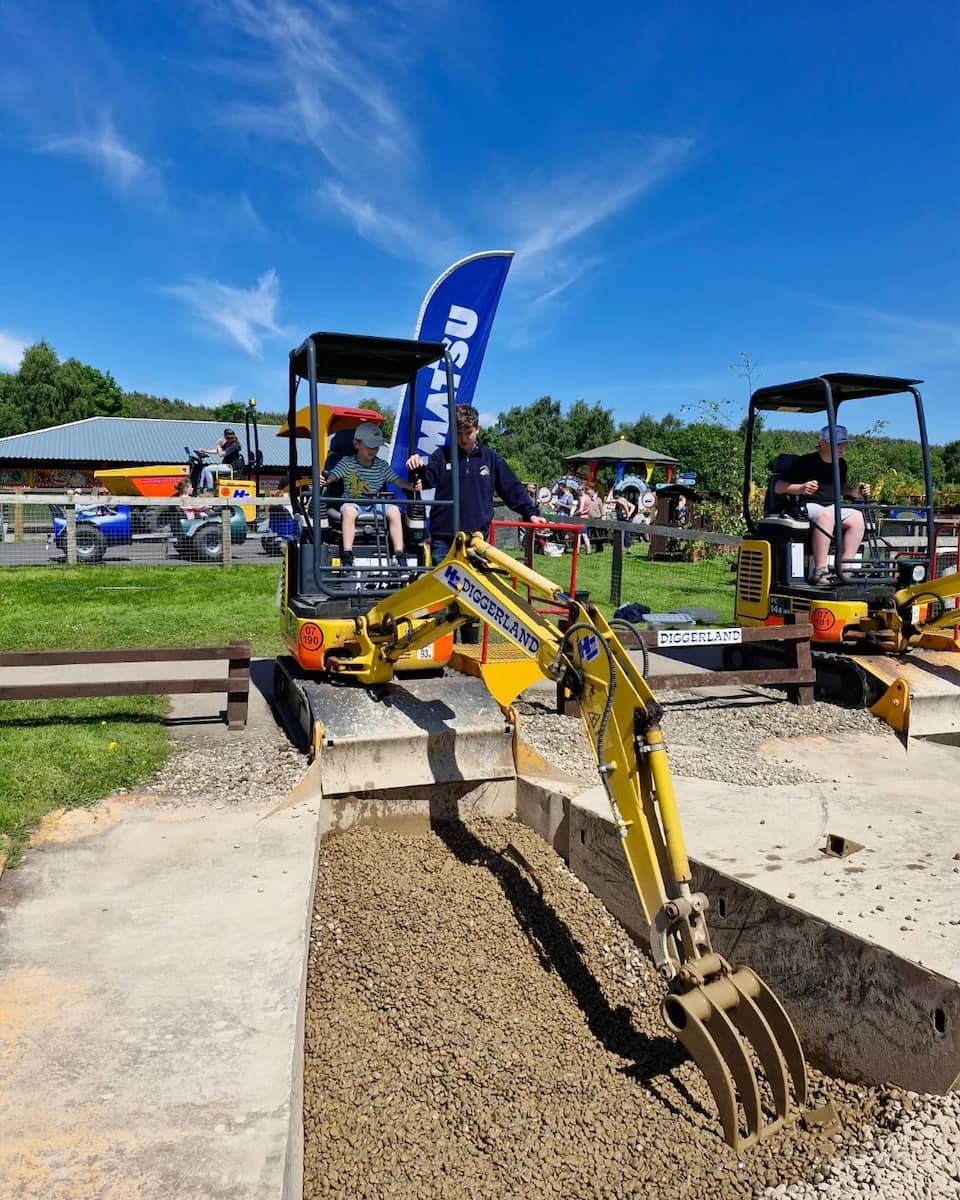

{"left": 561, "top": 731, "right": 960, "bottom": 1093}
{"left": 0, "top": 796, "right": 321, "bottom": 1200}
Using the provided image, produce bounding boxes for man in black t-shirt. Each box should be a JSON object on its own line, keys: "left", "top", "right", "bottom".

{"left": 774, "top": 425, "right": 871, "bottom": 586}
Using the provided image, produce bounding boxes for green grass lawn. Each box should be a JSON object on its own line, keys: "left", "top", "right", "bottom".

{"left": 0, "top": 564, "right": 285, "bottom": 653}
{"left": 0, "top": 564, "right": 285, "bottom": 863}
{"left": 0, "top": 552, "right": 732, "bottom": 863}
{"left": 503, "top": 543, "right": 736, "bottom": 623}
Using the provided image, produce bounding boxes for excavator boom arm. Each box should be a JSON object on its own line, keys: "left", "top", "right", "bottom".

{"left": 327, "top": 532, "right": 820, "bottom": 1148}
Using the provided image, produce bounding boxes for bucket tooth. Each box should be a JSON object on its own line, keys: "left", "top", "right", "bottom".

{"left": 662, "top": 966, "right": 809, "bottom": 1151}
{"left": 723, "top": 973, "right": 791, "bottom": 1124}
{"left": 731, "top": 967, "right": 808, "bottom": 1111}
{"left": 662, "top": 988, "right": 761, "bottom": 1150}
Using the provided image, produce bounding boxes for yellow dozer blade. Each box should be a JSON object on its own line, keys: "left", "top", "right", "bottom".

{"left": 870, "top": 676, "right": 911, "bottom": 746}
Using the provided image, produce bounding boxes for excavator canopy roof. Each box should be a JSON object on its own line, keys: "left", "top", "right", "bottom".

{"left": 751, "top": 372, "right": 923, "bottom": 413}
{"left": 289, "top": 332, "right": 448, "bottom": 388}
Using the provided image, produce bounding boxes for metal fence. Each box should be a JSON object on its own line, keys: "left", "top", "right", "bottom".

{"left": 488, "top": 513, "right": 741, "bottom": 622}
{"left": 0, "top": 491, "right": 294, "bottom": 568}
{"left": 1, "top": 493, "right": 741, "bottom": 622}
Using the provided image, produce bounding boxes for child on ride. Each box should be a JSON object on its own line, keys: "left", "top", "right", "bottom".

{"left": 174, "top": 478, "right": 212, "bottom": 519}
{"left": 318, "top": 422, "right": 420, "bottom": 568}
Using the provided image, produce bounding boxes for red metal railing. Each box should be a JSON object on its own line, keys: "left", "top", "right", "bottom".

{"left": 479, "top": 519, "right": 586, "bottom": 663}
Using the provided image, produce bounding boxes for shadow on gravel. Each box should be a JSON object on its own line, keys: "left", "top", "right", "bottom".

{"left": 429, "top": 816, "right": 705, "bottom": 1113}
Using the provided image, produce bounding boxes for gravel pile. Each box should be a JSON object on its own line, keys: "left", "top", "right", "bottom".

{"left": 514, "top": 689, "right": 890, "bottom": 788}
{"left": 137, "top": 682, "right": 957, "bottom": 1197}
{"left": 304, "top": 818, "right": 918, "bottom": 1200}
{"left": 130, "top": 730, "right": 307, "bottom": 808}
{"left": 771, "top": 1090, "right": 960, "bottom": 1198}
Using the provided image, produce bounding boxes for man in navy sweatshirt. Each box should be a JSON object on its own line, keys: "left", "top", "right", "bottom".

{"left": 406, "top": 403, "right": 547, "bottom": 563}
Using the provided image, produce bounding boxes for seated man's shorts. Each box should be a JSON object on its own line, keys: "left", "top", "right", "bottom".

{"left": 807, "top": 502, "right": 858, "bottom": 522}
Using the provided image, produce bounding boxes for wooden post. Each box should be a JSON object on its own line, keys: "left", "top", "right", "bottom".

{"left": 65, "top": 496, "right": 77, "bottom": 565}
{"left": 227, "top": 641, "right": 250, "bottom": 729}
{"left": 222, "top": 505, "right": 232, "bottom": 569}
{"left": 786, "top": 612, "right": 815, "bottom": 705}
{"left": 610, "top": 529, "right": 624, "bottom": 608}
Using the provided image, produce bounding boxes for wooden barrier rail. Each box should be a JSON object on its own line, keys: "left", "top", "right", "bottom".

{"left": 559, "top": 616, "right": 814, "bottom": 714}
{"left": 620, "top": 615, "right": 814, "bottom": 703}
{"left": 0, "top": 643, "right": 251, "bottom": 729}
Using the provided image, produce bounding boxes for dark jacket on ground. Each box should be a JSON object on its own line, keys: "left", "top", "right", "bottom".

{"left": 422, "top": 442, "right": 537, "bottom": 539}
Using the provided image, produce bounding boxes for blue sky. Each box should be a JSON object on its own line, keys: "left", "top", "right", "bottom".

{"left": 0, "top": 0, "right": 957, "bottom": 442}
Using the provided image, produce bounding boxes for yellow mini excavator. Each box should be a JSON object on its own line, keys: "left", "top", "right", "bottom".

{"left": 735, "top": 373, "right": 960, "bottom": 740}
{"left": 278, "top": 524, "right": 838, "bottom": 1151}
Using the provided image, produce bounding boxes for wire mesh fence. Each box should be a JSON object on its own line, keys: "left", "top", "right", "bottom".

{"left": 0, "top": 492, "right": 295, "bottom": 568}
{"left": 488, "top": 512, "right": 741, "bottom": 623}
{"left": 2, "top": 495, "right": 741, "bottom": 626}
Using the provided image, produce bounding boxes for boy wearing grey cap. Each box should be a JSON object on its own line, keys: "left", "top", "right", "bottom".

{"left": 320, "top": 421, "right": 420, "bottom": 569}
{"left": 774, "top": 425, "right": 871, "bottom": 586}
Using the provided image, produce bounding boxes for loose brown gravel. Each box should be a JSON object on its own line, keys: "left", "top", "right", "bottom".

{"left": 304, "top": 817, "right": 903, "bottom": 1200}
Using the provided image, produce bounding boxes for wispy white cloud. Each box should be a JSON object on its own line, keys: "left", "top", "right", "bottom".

{"left": 0, "top": 330, "right": 29, "bottom": 371}
{"left": 41, "top": 112, "right": 147, "bottom": 190}
{"left": 495, "top": 137, "right": 693, "bottom": 346}
{"left": 161, "top": 269, "right": 287, "bottom": 356}
{"left": 788, "top": 290, "right": 960, "bottom": 364}
{"left": 206, "top": 0, "right": 416, "bottom": 174}
{"left": 318, "top": 182, "right": 459, "bottom": 265}
{"left": 511, "top": 137, "right": 693, "bottom": 265}
{"left": 835, "top": 302, "right": 960, "bottom": 362}
{"left": 204, "top": 0, "right": 459, "bottom": 263}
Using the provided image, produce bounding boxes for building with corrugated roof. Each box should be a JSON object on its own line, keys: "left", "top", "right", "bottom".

{"left": 0, "top": 416, "right": 300, "bottom": 489}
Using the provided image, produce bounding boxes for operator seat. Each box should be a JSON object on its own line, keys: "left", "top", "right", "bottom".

{"left": 318, "top": 429, "right": 387, "bottom": 545}
{"left": 755, "top": 454, "right": 810, "bottom": 536}
{"left": 316, "top": 428, "right": 425, "bottom": 556}
{"left": 751, "top": 453, "right": 813, "bottom": 588}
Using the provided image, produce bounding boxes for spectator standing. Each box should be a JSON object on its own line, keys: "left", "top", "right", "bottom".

{"left": 405, "top": 403, "right": 546, "bottom": 563}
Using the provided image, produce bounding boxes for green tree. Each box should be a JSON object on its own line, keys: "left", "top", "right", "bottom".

{"left": 0, "top": 370, "right": 25, "bottom": 437}
{"left": 562, "top": 399, "right": 616, "bottom": 458}
{"left": 58, "top": 358, "right": 128, "bottom": 419}
{"left": 126, "top": 391, "right": 210, "bottom": 420}
{"left": 941, "top": 440, "right": 960, "bottom": 483}
{"left": 213, "top": 401, "right": 249, "bottom": 423}
{"left": 8, "top": 341, "right": 62, "bottom": 431}
{"left": 485, "top": 396, "right": 567, "bottom": 483}
{"left": 657, "top": 421, "right": 744, "bottom": 498}
{"left": 620, "top": 412, "right": 665, "bottom": 449}
{"left": 356, "top": 397, "right": 395, "bottom": 441}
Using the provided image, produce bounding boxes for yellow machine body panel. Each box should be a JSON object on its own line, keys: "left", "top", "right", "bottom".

{"left": 211, "top": 476, "right": 258, "bottom": 523}
{"left": 735, "top": 540, "right": 774, "bottom": 623}
{"left": 95, "top": 464, "right": 259, "bottom": 522}
{"left": 281, "top": 607, "right": 453, "bottom": 674}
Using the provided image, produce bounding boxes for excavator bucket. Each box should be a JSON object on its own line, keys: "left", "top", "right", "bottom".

{"left": 661, "top": 961, "right": 818, "bottom": 1151}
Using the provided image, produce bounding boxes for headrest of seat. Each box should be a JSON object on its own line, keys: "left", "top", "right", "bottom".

{"left": 329, "top": 428, "right": 359, "bottom": 457}
{"left": 770, "top": 453, "right": 799, "bottom": 474}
